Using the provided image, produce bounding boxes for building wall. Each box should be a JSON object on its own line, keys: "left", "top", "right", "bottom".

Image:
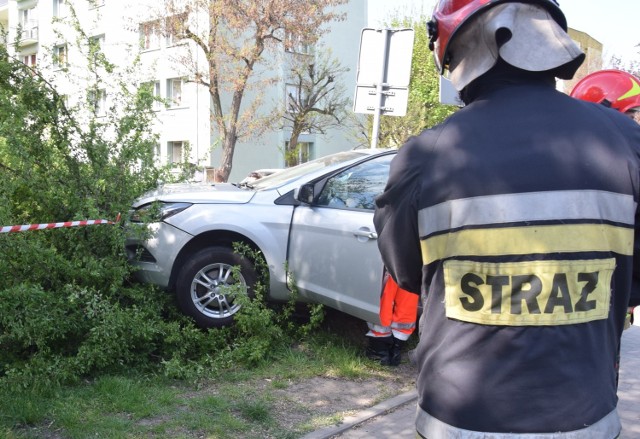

{"left": 558, "top": 28, "right": 603, "bottom": 94}
{"left": 1, "top": 0, "right": 367, "bottom": 183}
{"left": 211, "top": 0, "right": 368, "bottom": 182}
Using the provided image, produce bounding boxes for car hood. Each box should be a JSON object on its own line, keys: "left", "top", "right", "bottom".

{"left": 133, "top": 183, "right": 255, "bottom": 207}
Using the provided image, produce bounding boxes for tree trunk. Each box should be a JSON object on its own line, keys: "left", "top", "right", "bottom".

{"left": 214, "top": 133, "right": 236, "bottom": 182}
{"left": 286, "top": 128, "right": 303, "bottom": 167}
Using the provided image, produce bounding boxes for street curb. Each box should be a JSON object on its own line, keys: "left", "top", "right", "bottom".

{"left": 300, "top": 389, "right": 418, "bottom": 439}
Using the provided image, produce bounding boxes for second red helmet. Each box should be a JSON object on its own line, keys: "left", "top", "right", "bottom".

{"left": 570, "top": 69, "right": 640, "bottom": 114}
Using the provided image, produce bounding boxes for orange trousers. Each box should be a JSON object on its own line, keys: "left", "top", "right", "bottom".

{"left": 367, "top": 274, "right": 419, "bottom": 341}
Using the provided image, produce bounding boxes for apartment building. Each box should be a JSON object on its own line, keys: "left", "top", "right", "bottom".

{"left": 559, "top": 28, "right": 604, "bottom": 94}
{"left": 0, "top": 0, "right": 367, "bottom": 182}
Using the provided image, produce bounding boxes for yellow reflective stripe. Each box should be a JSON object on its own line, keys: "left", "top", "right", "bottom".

{"left": 444, "top": 259, "right": 614, "bottom": 326}
{"left": 421, "top": 224, "right": 634, "bottom": 265}
{"left": 619, "top": 78, "right": 640, "bottom": 101}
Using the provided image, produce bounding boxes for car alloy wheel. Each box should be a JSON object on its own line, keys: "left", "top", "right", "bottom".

{"left": 176, "top": 246, "right": 257, "bottom": 328}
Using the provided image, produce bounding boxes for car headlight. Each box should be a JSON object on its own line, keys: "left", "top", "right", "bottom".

{"left": 129, "top": 202, "right": 192, "bottom": 223}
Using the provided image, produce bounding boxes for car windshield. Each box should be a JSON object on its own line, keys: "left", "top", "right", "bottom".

{"left": 250, "top": 150, "right": 369, "bottom": 190}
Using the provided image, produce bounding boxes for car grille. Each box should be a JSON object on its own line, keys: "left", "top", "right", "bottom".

{"left": 126, "top": 244, "right": 157, "bottom": 263}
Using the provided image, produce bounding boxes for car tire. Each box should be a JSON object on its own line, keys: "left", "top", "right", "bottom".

{"left": 175, "top": 246, "right": 258, "bottom": 328}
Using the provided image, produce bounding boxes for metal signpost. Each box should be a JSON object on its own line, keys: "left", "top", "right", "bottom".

{"left": 353, "top": 27, "right": 415, "bottom": 148}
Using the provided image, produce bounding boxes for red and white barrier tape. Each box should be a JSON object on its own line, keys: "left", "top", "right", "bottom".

{"left": 1, "top": 213, "right": 121, "bottom": 234}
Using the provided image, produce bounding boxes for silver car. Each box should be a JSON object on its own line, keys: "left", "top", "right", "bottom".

{"left": 126, "top": 148, "right": 396, "bottom": 328}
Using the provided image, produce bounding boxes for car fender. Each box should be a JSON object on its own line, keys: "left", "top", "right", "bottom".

{"left": 165, "top": 202, "right": 295, "bottom": 300}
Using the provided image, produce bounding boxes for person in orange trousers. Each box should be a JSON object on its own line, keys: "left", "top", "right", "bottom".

{"left": 365, "top": 271, "right": 419, "bottom": 366}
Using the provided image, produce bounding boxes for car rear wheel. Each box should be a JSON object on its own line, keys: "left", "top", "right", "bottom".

{"left": 175, "top": 246, "right": 257, "bottom": 328}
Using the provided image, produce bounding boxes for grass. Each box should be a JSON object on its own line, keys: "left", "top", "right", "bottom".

{"left": 0, "top": 313, "right": 413, "bottom": 439}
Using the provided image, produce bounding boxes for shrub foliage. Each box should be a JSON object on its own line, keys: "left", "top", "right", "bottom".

{"left": 0, "top": 45, "right": 321, "bottom": 391}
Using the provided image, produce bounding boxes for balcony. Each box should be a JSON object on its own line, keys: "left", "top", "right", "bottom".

{"left": 18, "top": 21, "right": 39, "bottom": 46}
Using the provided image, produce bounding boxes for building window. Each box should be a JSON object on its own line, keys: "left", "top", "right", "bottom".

{"left": 53, "top": 44, "right": 67, "bottom": 68}
{"left": 285, "top": 141, "right": 313, "bottom": 166}
{"left": 53, "top": 0, "right": 68, "bottom": 17}
{"left": 165, "top": 32, "right": 177, "bottom": 47}
{"left": 285, "top": 83, "right": 306, "bottom": 113}
{"left": 139, "top": 21, "right": 161, "bottom": 51}
{"left": 142, "top": 80, "right": 162, "bottom": 110}
{"left": 59, "top": 94, "right": 69, "bottom": 109}
{"left": 19, "top": 7, "right": 37, "bottom": 26}
{"left": 22, "top": 53, "right": 37, "bottom": 68}
{"left": 89, "top": 34, "right": 104, "bottom": 51}
{"left": 164, "top": 13, "right": 188, "bottom": 47}
{"left": 19, "top": 7, "right": 38, "bottom": 41}
{"left": 167, "top": 141, "right": 184, "bottom": 164}
{"left": 284, "top": 32, "right": 312, "bottom": 55}
{"left": 88, "top": 34, "right": 104, "bottom": 65}
{"left": 88, "top": 88, "right": 106, "bottom": 116}
{"left": 165, "top": 29, "right": 184, "bottom": 47}
{"left": 166, "top": 78, "right": 184, "bottom": 108}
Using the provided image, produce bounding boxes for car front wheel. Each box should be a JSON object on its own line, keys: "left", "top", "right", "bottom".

{"left": 175, "top": 246, "right": 257, "bottom": 328}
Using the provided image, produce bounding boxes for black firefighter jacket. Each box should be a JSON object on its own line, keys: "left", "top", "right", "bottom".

{"left": 374, "top": 76, "right": 640, "bottom": 437}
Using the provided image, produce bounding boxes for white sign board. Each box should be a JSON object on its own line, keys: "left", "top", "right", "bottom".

{"left": 353, "top": 28, "right": 414, "bottom": 117}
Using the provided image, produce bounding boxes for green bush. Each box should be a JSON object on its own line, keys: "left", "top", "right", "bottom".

{"left": 0, "top": 45, "right": 325, "bottom": 391}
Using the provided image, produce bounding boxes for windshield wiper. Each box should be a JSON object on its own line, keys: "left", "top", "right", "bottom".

{"left": 235, "top": 182, "right": 255, "bottom": 190}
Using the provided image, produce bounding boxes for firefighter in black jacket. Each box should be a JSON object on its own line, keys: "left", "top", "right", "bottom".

{"left": 373, "top": 0, "right": 640, "bottom": 437}
{"left": 571, "top": 69, "right": 640, "bottom": 331}
{"left": 571, "top": 69, "right": 640, "bottom": 387}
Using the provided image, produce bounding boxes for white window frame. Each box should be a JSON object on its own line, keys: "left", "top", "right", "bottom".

{"left": 88, "top": 34, "right": 104, "bottom": 65}
{"left": 89, "top": 34, "right": 104, "bottom": 50}
{"left": 142, "top": 80, "right": 162, "bottom": 111}
{"left": 165, "top": 29, "right": 185, "bottom": 47}
{"left": 285, "top": 83, "right": 306, "bottom": 113}
{"left": 22, "top": 53, "right": 37, "bottom": 68}
{"left": 285, "top": 141, "right": 313, "bottom": 165}
{"left": 152, "top": 80, "right": 161, "bottom": 110}
{"left": 19, "top": 7, "right": 37, "bottom": 26}
{"left": 53, "top": 0, "right": 68, "bottom": 18}
{"left": 167, "top": 141, "right": 184, "bottom": 164}
{"left": 284, "top": 32, "right": 312, "bottom": 55}
{"left": 19, "top": 7, "right": 38, "bottom": 40}
{"left": 88, "top": 88, "right": 106, "bottom": 116}
{"left": 297, "top": 142, "right": 313, "bottom": 164}
{"left": 89, "top": 0, "right": 105, "bottom": 9}
{"left": 53, "top": 44, "right": 68, "bottom": 69}
{"left": 140, "top": 22, "right": 161, "bottom": 51}
{"left": 166, "top": 77, "right": 184, "bottom": 108}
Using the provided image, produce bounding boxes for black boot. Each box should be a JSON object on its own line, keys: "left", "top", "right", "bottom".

{"left": 365, "top": 336, "right": 393, "bottom": 365}
{"left": 389, "top": 337, "right": 406, "bottom": 366}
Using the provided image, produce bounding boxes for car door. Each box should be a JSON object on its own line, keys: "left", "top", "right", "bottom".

{"left": 287, "top": 153, "right": 394, "bottom": 324}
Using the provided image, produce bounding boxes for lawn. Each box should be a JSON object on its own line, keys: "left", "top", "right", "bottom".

{"left": 0, "top": 310, "right": 417, "bottom": 439}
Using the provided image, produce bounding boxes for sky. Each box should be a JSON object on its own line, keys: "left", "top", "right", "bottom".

{"left": 367, "top": 0, "right": 640, "bottom": 66}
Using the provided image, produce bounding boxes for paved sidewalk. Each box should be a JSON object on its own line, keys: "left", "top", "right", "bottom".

{"left": 305, "top": 315, "right": 640, "bottom": 439}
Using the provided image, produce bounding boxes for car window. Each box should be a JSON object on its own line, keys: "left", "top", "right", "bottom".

{"left": 251, "top": 151, "right": 368, "bottom": 190}
{"left": 316, "top": 154, "right": 393, "bottom": 210}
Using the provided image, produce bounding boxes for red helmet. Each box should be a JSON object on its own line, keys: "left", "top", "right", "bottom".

{"left": 427, "top": 0, "right": 567, "bottom": 74}
{"left": 570, "top": 69, "right": 640, "bottom": 114}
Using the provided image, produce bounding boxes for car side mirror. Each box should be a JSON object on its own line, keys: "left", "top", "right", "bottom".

{"left": 296, "top": 183, "right": 315, "bottom": 204}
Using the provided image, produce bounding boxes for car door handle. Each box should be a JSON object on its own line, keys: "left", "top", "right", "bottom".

{"left": 353, "top": 229, "right": 378, "bottom": 239}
